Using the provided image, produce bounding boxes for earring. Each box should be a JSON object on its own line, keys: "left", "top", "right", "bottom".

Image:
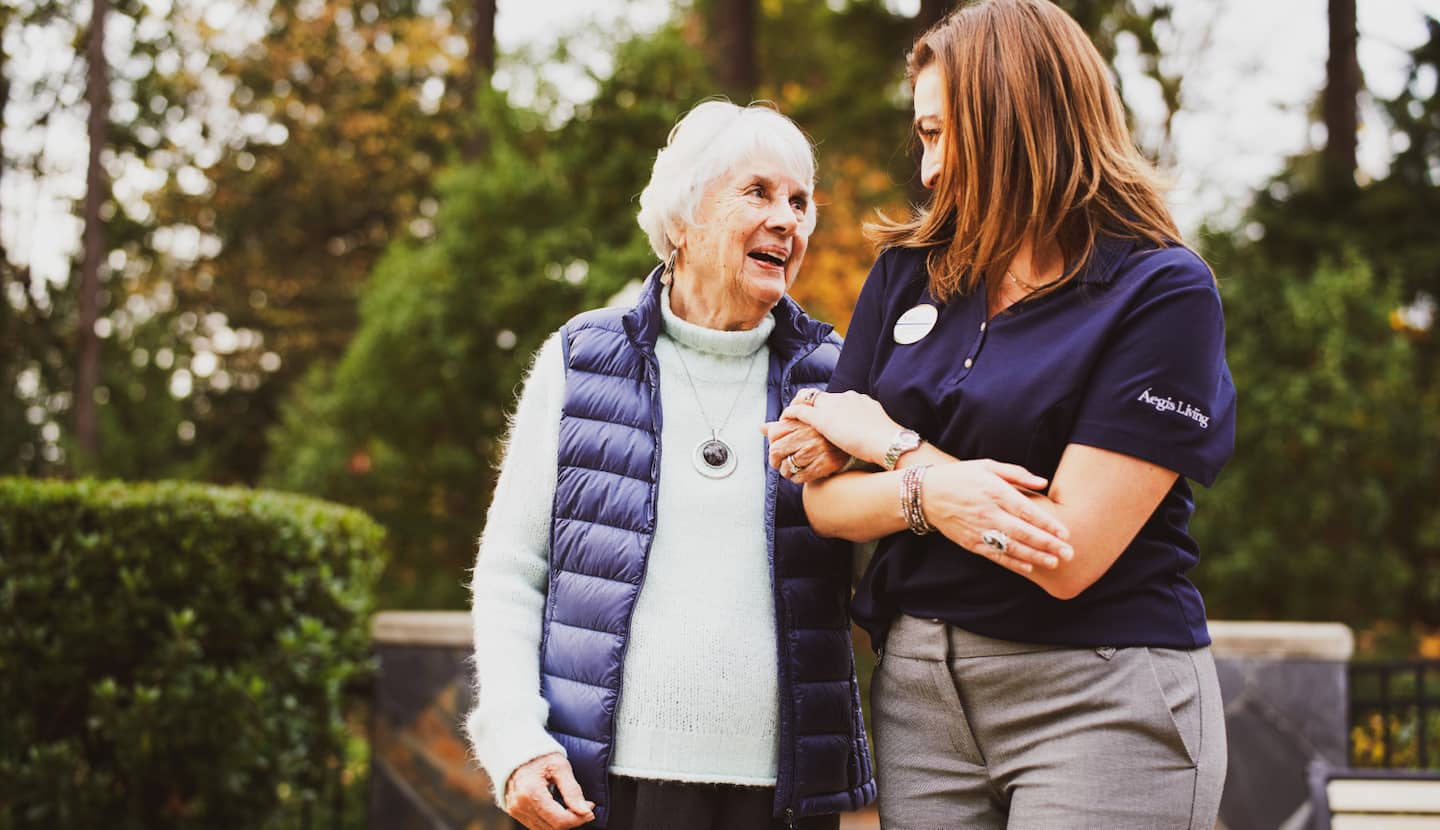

{"left": 661, "top": 248, "right": 678, "bottom": 285}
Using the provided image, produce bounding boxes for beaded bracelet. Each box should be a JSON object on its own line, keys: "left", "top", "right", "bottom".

{"left": 900, "top": 464, "right": 935, "bottom": 535}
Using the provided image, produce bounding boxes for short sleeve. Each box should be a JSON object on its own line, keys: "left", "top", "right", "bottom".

{"left": 828, "top": 251, "right": 892, "bottom": 395}
{"left": 1069, "top": 256, "right": 1237, "bottom": 486}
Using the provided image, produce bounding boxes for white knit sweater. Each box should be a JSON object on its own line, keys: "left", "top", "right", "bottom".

{"left": 466, "top": 288, "right": 781, "bottom": 807}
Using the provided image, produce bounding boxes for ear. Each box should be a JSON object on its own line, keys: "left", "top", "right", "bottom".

{"left": 666, "top": 219, "right": 686, "bottom": 253}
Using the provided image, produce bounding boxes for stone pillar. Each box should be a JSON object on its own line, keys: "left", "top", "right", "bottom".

{"left": 369, "top": 611, "right": 510, "bottom": 830}
{"left": 1210, "top": 621, "right": 1354, "bottom": 830}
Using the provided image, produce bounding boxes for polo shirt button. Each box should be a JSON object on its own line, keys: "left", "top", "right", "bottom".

{"left": 963, "top": 358, "right": 974, "bottom": 369}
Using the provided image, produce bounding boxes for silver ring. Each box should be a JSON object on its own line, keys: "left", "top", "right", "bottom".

{"left": 796, "top": 388, "right": 819, "bottom": 406}
{"left": 786, "top": 455, "right": 806, "bottom": 476}
{"left": 981, "top": 529, "right": 1009, "bottom": 556}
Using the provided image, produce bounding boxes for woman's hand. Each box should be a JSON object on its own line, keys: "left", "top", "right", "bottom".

{"left": 504, "top": 752, "right": 594, "bottom": 830}
{"left": 762, "top": 417, "right": 849, "bottom": 484}
{"left": 923, "top": 460, "right": 1073, "bottom": 575}
{"left": 772, "top": 390, "right": 901, "bottom": 467}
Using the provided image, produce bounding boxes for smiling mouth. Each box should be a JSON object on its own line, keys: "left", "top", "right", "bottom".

{"left": 748, "top": 251, "right": 787, "bottom": 267}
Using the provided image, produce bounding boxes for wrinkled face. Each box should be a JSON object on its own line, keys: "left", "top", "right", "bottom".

{"left": 674, "top": 150, "right": 814, "bottom": 322}
{"left": 913, "top": 63, "right": 946, "bottom": 189}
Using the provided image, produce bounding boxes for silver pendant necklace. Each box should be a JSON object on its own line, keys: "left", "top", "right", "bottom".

{"left": 669, "top": 344, "right": 762, "bottom": 479}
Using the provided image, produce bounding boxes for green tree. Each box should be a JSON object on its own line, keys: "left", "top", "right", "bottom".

{"left": 1194, "top": 248, "right": 1438, "bottom": 624}
{"left": 1, "top": 0, "right": 204, "bottom": 477}
{"left": 136, "top": 0, "right": 482, "bottom": 484}
{"left": 1192, "top": 17, "right": 1440, "bottom": 628}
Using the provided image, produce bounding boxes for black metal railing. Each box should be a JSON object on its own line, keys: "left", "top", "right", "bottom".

{"left": 1350, "top": 660, "right": 1440, "bottom": 769}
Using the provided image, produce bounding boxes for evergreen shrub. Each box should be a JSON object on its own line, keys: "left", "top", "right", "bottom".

{"left": 0, "top": 478, "right": 384, "bottom": 829}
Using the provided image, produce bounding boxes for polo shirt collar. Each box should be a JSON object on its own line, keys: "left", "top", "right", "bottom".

{"left": 1076, "top": 233, "right": 1137, "bottom": 285}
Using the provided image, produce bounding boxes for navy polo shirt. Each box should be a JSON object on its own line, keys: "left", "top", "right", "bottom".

{"left": 831, "top": 236, "right": 1236, "bottom": 650}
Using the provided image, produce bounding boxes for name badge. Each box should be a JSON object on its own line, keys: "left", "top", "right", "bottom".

{"left": 893, "top": 303, "right": 938, "bottom": 344}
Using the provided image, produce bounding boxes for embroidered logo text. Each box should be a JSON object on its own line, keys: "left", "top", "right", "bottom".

{"left": 1137, "top": 388, "right": 1210, "bottom": 429}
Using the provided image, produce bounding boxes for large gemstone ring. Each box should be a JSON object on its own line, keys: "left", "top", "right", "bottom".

{"left": 981, "top": 529, "right": 1010, "bottom": 556}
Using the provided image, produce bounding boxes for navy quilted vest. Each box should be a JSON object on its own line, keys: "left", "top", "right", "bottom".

{"left": 540, "top": 267, "right": 876, "bottom": 826}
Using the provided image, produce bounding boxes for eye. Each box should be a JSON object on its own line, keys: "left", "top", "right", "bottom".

{"left": 918, "top": 127, "right": 941, "bottom": 142}
{"left": 746, "top": 184, "right": 767, "bottom": 199}
{"left": 790, "top": 196, "right": 808, "bottom": 211}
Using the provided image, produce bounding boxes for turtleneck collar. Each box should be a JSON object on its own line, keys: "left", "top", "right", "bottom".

{"left": 660, "top": 285, "right": 774, "bottom": 357}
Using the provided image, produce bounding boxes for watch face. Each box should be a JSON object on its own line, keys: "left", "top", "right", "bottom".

{"left": 900, "top": 430, "right": 920, "bottom": 450}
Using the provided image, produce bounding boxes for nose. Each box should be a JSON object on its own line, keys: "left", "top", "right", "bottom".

{"left": 766, "top": 199, "right": 798, "bottom": 234}
{"left": 921, "top": 148, "right": 940, "bottom": 189}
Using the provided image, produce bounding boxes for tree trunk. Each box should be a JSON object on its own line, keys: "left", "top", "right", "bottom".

{"left": 706, "top": 0, "right": 757, "bottom": 100}
{"left": 462, "top": 0, "right": 496, "bottom": 160}
{"left": 76, "top": 0, "right": 110, "bottom": 462}
{"left": 916, "top": 0, "right": 950, "bottom": 36}
{"left": 1323, "top": 0, "right": 1359, "bottom": 192}
{"left": 0, "top": 8, "right": 11, "bottom": 269}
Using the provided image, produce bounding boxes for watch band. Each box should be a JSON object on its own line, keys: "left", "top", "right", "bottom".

{"left": 882, "top": 429, "right": 923, "bottom": 470}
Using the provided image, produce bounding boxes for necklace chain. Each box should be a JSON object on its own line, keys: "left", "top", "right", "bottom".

{"left": 669, "top": 344, "right": 763, "bottom": 439}
{"left": 1006, "top": 268, "right": 1037, "bottom": 290}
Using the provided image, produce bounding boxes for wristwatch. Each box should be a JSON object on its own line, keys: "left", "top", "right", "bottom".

{"left": 882, "top": 428, "right": 923, "bottom": 470}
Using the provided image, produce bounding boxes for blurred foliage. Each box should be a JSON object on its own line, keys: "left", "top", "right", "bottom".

{"left": 3, "top": 0, "right": 1436, "bottom": 628}
{"left": 3, "top": 0, "right": 482, "bottom": 482}
{"left": 0, "top": 477, "right": 384, "bottom": 829}
{"left": 263, "top": 30, "right": 712, "bottom": 608}
{"left": 138, "top": 0, "right": 480, "bottom": 483}
{"left": 1, "top": 0, "right": 195, "bottom": 478}
{"left": 1194, "top": 250, "right": 1435, "bottom": 623}
{"left": 1191, "top": 16, "right": 1440, "bottom": 630}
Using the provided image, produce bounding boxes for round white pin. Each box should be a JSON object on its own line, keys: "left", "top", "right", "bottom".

{"left": 893, "top": 303, "right": 938, "bottom": 344}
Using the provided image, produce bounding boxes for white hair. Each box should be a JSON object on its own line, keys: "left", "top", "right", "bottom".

{"left": 636, "top": 100, "right": 817, "bottom": 261}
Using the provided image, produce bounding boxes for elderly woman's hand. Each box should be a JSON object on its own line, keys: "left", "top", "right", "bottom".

{"left": 762, "top": 416, "right": 849, "bottom": 483}
{"left": 774, "top": 390, "right": 904, "bottom": 467}
{"left": 505, "top": 752, "right": 594, "bottom": 830}
{"left": 923, "top": 460, "right": 1073, "bottom": 576}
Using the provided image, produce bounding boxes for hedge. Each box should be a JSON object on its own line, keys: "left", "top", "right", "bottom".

{"left": 0, "top": 478, "right": 385, "bottom": 829}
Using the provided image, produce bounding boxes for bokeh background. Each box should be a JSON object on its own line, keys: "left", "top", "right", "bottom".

{"left": 3, "top": 0, "right": 1438, "bottom": 637}
{"left": 6, "top": 1, "right": 1440, "bottom": 825}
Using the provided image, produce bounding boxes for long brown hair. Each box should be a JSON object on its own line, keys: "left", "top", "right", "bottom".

{"left": 869, "top": 0, "right": 1183, "bottom": 301}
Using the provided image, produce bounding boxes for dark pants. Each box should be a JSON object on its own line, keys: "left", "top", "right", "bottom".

{"left": 512, "top": 776, "right": 839, "bottom": 830}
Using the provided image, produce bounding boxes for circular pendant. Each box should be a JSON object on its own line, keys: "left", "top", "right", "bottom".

{"left": 693, "top": 438, "right": 737, "bottom": 479}
{"left": 893, "top": 303, "right": 938, "bottom": 344}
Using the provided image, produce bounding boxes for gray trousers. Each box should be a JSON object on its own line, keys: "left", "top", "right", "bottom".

{"left": 872, "top": 615, "right": 1226, "bottom": 830}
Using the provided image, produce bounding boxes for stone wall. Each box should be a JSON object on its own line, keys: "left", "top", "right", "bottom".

{"left": 369, "top": 612, "right": 509, "bottom": 830}
{"left": 1210, "top": 621, "right": 1354, "bottom": 830}
{"left": 370, "top": 612, "right": 1354, "bottom": 829}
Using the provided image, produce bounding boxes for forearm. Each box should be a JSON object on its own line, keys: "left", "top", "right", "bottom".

{"left": 465, "top": 336, "right": 568, "bottom": 805}
{"left": 468, "top": 539, "right": 565, "bottom": 802}
{"left": 781, "top": 391, "right": 1070, "bottom": 573}
{"left": 802, "top": 469, "right": 908, "bottom": 542}
{"left": 1013, "top": 445, "right": 1177, "bottom": 600}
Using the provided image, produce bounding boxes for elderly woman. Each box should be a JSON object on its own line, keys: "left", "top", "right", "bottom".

{"left": 464, "top": 101, "right": 876, "bottom": 830}
{"left": 767, "top": 1, "right": 1235, "bottom": 827}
